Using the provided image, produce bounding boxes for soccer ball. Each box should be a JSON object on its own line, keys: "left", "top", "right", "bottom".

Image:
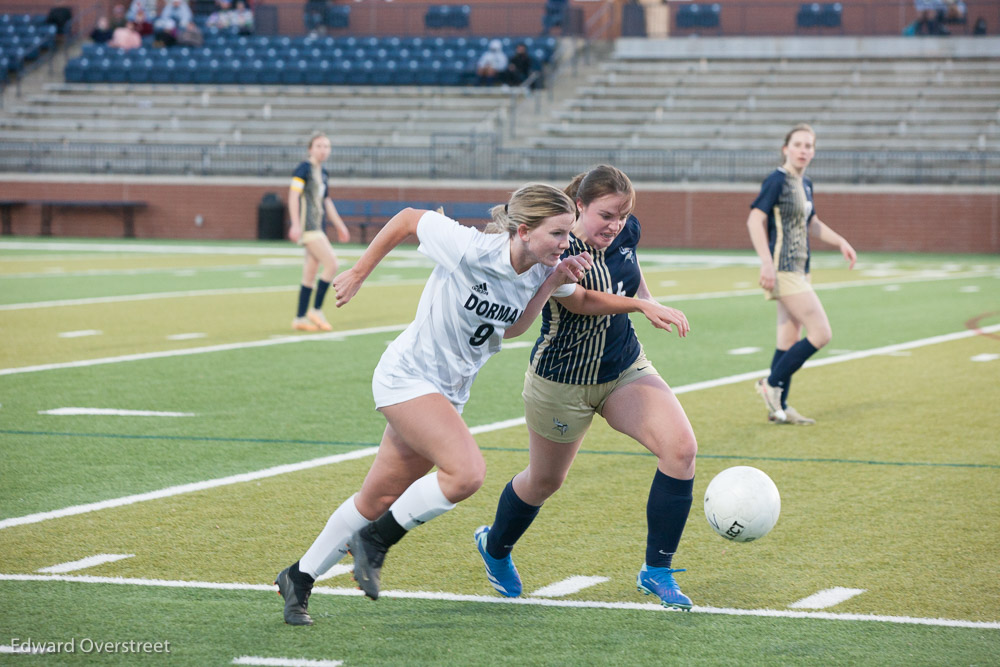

{"left": 704, "top": 466, "right": 780, "bottom": 542}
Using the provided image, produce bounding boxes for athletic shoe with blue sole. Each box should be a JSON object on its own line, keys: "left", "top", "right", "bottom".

{"left": 474, "top": 525, "right": 522, "bottom": 597}
{"left": 637, "top": 563, "right": 692, "bottom": 610}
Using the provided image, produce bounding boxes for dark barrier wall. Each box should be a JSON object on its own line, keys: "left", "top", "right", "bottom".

{"left": 1, "top": 177, "right": 997, "bottom": 253}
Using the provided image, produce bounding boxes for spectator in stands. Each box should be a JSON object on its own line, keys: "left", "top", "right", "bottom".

{"left": 287, "top": 132, "right": 351, "bottom": 332}
{"left": 746, "top": 124, "right": 856, "bottom": 426}
{"left": 108, "top": 20, "right": 142, "bottom": 50}
{"left": 133, "top": 7, "right": 155, "bottom": 37}
{"left": 914, "top": 0, "right": 946, "bottom": 35}
{"left": 126, "top": 0, "right": 157, "bottom": 22}
{"left": 90, "top": 16, "right": 114, "bottom": 44}
{"left": 232, "top": 1, "right": 255, "bottom": 34}
{"left": 110, "top": 3, "right": 128, "bottom": 29}
{"left": 973, "top": 16, "right": 987, "bottom": 34}
{"left": 502, "top": 42, "right": 533, "bottom": 86}
{"left": 476, "top": 39, "right": 508, "bottom": 86}
{"left": 207, "top": 0, "right": 234, "bottom": 29}
{"left": 155, "top": 0, "right": 195, "bottom": 47}
{"left": 944, "top": 0, "right": 967, "bottom": 22}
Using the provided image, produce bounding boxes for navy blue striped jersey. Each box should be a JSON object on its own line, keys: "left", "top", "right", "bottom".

{"left": 750, "top": 167, "right": 816, "bottom": 274}
{"left": 528, "top": 215, "right": 643, "bottom": 385}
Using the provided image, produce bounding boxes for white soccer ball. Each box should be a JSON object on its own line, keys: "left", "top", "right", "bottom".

{"left": 704, "top": 466, "right": 780, "bottom": 542}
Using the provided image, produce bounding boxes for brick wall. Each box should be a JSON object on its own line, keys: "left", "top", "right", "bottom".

{"left": 1, "top": 176, "right": 997, "bottom": 253}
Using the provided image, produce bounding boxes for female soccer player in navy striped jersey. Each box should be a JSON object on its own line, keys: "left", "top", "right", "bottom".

{"left": 274, "top": 183, "right": 596, "bottom": 625}
{"left": 475, "top": 165, "right": 699, "bottom": 610}
{"left": 287, "top": 133, "right": 351, "bottom": 332}
{"left": 747, "top": 124, "right": 856, "bottom": 425}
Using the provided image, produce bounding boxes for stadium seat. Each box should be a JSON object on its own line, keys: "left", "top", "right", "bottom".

{"left": 325, "top": 5, "right": 350, "bottom": 29}
{"left": 258, "top": 58, "right": 284, "bottom": 85}
{"left": 64, "top": 57, "right": 85, "bottom": 82}
{"left": 797, "top": 3, "right": 821, "bottom": 28}
{"left": 820, "top": 3, "right": 843, "bottom": 28}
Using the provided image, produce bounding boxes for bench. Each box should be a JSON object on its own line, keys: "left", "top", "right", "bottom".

{"left": 333, "top": 200, "right": 492, "bottom": 243}
{"left": 0, "top": 199, "right": 148, "bottom": 238}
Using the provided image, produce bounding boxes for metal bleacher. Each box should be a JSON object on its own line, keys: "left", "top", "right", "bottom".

{"left": 530, "top": 55, "right": 1000, "bottom": 154}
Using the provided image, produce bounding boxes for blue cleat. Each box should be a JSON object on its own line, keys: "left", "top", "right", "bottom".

{"left": 474, "top": 525, "right": 522, "bottom": 597}
{"left": 637, "top": 563, "right": 693, "bottom": 610}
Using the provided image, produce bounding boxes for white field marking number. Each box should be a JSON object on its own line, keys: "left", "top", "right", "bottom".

{"left": 788, "top": 587, "right": 867, "bottom": 609}
{"left": 37, "top": 554, "right": 134, "bottom": 574}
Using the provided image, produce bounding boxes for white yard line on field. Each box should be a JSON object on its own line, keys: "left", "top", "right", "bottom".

{"left": 2, "top": 323, "right": 997, "bottom": 533}
{"left": 0, "top": 574, "right": 996, "bottom": 630}
{"left": 0, "top": 324, "right": 407, "bottom": 376}
{"left": 232, "top": 657, "right": 344, "bottom": 667}
{"left": 0, "top": 448, "right": 379, "bottom": 531}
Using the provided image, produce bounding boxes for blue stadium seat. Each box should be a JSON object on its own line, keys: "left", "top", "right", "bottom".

{"left": 820, "top": 2, "right": 843, "bottom": 27}
{"left": 236, "top": 59, "right": 262, "bottom": 84}
{"left": 425, "top": 5, "right": 447, "bottom": 29}
{"left": 64, "top": 57, "right": 86, "bottom": 82}
{"left": 173, "top": 58, "right": 197, "bottom": 84}
{"left": 151, "top": 59, "right": 174, "bottom": 84}
{"left": 304, "top": 59, "right": 329, "bottom": 85}
{"left": 127, "top": 58, "right": 153, "bottom": 84}
{"left": 193, "top": 58, "right": 218, "bottom": 84}
{"left": 105, "top": 56, "right": 130, "bottom": 83}
{"left": 797, "top": 3, "right": 821, "bottom": 28}
{"left": 259, "top": 58, "right": 284, "bottom": 85}
{"left": 346, "top": 59, "right": 373, "bottom": 85}
{"left": 281, "top": 59, "right": 308, "bottom": 85}
{"left": 325, "top": 5, "right": 350, "bottom": 29}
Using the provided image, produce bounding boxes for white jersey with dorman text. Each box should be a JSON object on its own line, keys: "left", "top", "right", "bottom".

{"left": 374, "top": 210, "right": 576, "bottom": 408}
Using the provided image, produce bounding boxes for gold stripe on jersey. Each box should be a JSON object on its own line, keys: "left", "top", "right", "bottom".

{"left": 772, "top": 205, "right": 784, "bottom": 268}
{"left": 290, "top": 176, "right": 305, "bottom": 193}
{"left": 531, "top": 236, "right": 619, "bottom": 385}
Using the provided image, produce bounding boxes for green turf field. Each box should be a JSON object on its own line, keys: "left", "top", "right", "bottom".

{"left": 1, "top": 238, "right": 998, "bottom": 666}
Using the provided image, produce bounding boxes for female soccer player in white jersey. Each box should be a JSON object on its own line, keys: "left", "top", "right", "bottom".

{"left": 747, "top": 124, "right": 856, "bottom": 425}
{"left": 287, "top": 133, "right": 351, "bottom": 332}
{"left": 274, "top": 183, "right": 595, "bottom": 625}
{"left": 474, "top": 165, "right": 699, "bottom": 610}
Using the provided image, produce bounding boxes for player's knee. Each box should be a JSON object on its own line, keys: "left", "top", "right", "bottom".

{"left": 439, "top": 459, "right": 486, "bottom": 502}
{"left": 529, "top": 470, "right": 567, "bottom": 500}
{"left": 810, "top": 327, "right": 832, "bottom": 349}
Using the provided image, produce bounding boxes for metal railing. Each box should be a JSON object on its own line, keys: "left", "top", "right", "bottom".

{"left": 1, "top": 140, "right": 996, "bottom": 185}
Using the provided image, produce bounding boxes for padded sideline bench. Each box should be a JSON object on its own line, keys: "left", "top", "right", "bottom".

{"left": 334, "top": 200, "right": 492, "bottom": 243}
{"left": 0, "top": 199, "right": 147, "bottom": 237}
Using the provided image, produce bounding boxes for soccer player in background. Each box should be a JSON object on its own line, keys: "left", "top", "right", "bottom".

{"left": 287, "top": 132, "right": 351, "bottom": 332}
{"left": 474, "top": 165, "right": 699, "bottom": 610}
{"left": 746, "top": 124, "right": 857, "bottom": 425}
{"left": 274, "top": 184, "right": 593, "bottom": 625}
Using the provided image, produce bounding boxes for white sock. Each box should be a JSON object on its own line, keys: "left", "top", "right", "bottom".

{"left": 299, "top": 494, "right": 369, "bottom": 579}
{"left": 389, "top": 472, "right": 456, "bottom": 530}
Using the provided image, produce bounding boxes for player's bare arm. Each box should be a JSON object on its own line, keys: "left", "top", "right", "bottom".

{"left": 333, "top": 207, "right": 424, "bottom": 307}
{"left": 505, "top": 253, "right": 591, "bottom": 339}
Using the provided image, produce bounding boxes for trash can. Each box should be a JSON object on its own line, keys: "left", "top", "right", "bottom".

{"left": 257, "top": 192, "right": 285, "bottom": 240}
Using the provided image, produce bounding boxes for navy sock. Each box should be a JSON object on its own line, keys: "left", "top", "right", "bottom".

{"left": 645, "top": 470, "right": 693, "bottom": 568}
{"left": 772, "top": 348, "right": 790, "bottom": 409}
{"left": 768, "top": 338, "right": 818, "bottom": 395}
{"left": 296, "top": 285, "right": 313, "bottom": 318}
{"left": 486, "top": 480, "right": 540, "bottom": 559}
{"left": 314, "top": 279, "right": 331, "bottom": 310}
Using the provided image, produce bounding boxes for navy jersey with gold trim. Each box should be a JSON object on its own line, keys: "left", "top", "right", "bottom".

{"left": 529, "top": 215, "right": 643, "bottom": 385}
{"left": 750, "top": 167, "right": 815, "bottom": 274}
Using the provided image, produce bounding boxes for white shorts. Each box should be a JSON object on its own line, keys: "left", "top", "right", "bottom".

{"left": 372, "top": 367, "right": 465, "bottom": 414}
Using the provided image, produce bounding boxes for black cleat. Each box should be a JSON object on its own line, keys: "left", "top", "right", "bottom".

{"left": 348, "top": 526, "right": 388, "bottom": 600}
{"left": 275, "top": 566, "right": 314, "bottom": 626}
